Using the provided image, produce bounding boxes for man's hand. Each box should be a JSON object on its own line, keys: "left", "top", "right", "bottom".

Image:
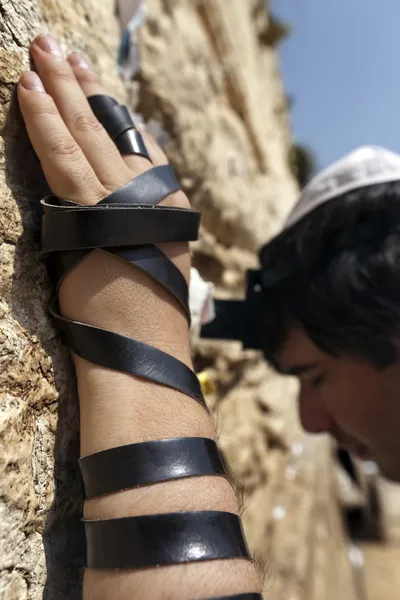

{"left": 19, "top": 35, "right": 191, "bottom": 345}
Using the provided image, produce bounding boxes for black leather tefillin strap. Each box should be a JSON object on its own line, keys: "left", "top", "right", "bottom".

{"left": 85, "top": 511, "right": 251, "bottom": 569}
{"left": 42, "top": 164, "right": 205, "bottom": 406}
{"left": 201, "top": 270, "right": 265, "bottom": 350}
{"left": 201, "top": 214, "right": 391, "bottom": 350}
{"left": 80, "top": 437, "right": 226, "bottom": 499}
{"left": 200, "top": 251, "right": 296, "bottom": 350}
{"left": 88, "top": 94, "right": 150, "bottom": 160}
{"left": 42, "top": 162, "right": 251, "bottom": 570}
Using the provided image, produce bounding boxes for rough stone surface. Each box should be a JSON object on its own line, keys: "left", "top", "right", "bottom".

{"left": 0, "top": 0, "right": 358, "bottom": 599}
{"left": 138, "top": 0, "right": 357, "bottom": 600}
{"left": 138, "top": 2, "right": 359, "bottom": 598}
{"left": 0, "top": 1, "right": 124, "bottom": 598}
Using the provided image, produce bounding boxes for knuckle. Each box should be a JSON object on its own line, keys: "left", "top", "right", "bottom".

{"left": 29, "top": 98, "right": 59, "bottom": 119}
{"left": 46, "top": 61, "right": 75, "bottom": 83}
{"left": 75, "top": 68, "right": 100, "bottom": 84}
{"left": 51, "top": 174, "right": 107, "bottom": 205}
{"left": 91, "top": 185, "right": 109, "bottom": 203}
{"left": 72, "top": 112, "right": 103, "bottom": 134}
{"left": 48, "top": 135, "right": 81, "bottom": 160}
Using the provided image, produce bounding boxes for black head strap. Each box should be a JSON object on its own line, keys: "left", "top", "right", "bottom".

{"left": 201, "top": 270, "right": 265, "bottom": 350}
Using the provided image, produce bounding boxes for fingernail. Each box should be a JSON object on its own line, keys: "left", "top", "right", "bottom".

{"left": 68, "top": 52, "right": 90, "bottom": 69}
{"left": 19, "top": 71, "right": 45, "bottom": 92}
{"left": 34, "top": 34, "right": 63, "bottom": 58}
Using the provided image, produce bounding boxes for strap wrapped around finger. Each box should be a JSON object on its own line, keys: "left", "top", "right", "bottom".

{"left": 88, "top": 94, "right": 150, "bottom": 160}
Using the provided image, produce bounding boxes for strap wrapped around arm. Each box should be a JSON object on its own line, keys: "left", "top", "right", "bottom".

{"left": 79, "top": 437, "right": 225, "bottom": 499}
{"left": 41, "top": 203, "right": 199, "bottom": 252}
{"left": 42, "top": 164, "right": 205, "bottom": 406}
{"left": 41, "top": 164, "right": 196, "bottom": 252}
{"left": 42, "top": 164, "right": 254, "bottom": 574}
{"left": 85, "top": 511, "right": 251, "bottom": 569}
{"left": 50, "top": 314, "right": 205, "bottom": 407}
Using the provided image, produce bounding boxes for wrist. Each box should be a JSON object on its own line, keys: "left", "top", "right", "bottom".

{"left": 58, "top": 244, "right": 192, "bottom": 362}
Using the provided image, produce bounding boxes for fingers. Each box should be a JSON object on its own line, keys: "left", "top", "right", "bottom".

{"left": 30, "top": 35, "right": 132, "bottom": 190}
{"left": 18, "top": 33, "right": 192, "bottom": 217}
{"left": 17, "top": 71, "right": 107, "bottom": 205}
{"left": 67, "top": 52, "right": 165, "bottom": 173}
{"left": 68, "top": 52, "right": 190, "bottom": 208}
{"left": 67, "top": 51, "right": 190, "bottom": 211}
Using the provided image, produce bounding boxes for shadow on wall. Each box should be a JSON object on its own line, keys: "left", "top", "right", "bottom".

{"left": 3, "top": 90, "right": 84, "bottom": 600}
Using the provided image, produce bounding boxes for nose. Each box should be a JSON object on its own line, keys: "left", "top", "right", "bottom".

{"left": 297, "top": 386, "right": 334, "bottom": 434}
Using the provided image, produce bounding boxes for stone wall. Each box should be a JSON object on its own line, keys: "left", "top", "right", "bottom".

{"left": 0, "top": 0, "right": 359, "bottom": 598}
{"left": 138, "top": 2, "right": 359, "bottom": 597}
{"left": 0, "top": 2, "right": 123, "bottom": 598}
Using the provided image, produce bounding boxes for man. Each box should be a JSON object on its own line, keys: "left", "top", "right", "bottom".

{"left": 204, "top": 145, "right": 400, "bottom": 482}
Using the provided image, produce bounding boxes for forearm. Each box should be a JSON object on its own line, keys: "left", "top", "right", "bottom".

{"left": 60, "top": 249, "right": 260, "bottom": 599}
{"left": 17, "top": 36, "right": 261, "bottom": 598}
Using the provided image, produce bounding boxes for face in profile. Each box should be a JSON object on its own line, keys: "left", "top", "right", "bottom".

{"left": 276, "top": 327, "right": 400, "bottom": 482}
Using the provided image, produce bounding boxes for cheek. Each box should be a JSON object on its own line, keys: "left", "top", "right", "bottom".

{"left": 322, "top": 370, "right": 384, "bottom": 437}
{"left": 321, "top": 375, "right": 376, "bottom": 433}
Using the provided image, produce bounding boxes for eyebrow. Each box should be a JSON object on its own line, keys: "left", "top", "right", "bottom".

{"left": 282, "top": 362, "right": 321, "bottom": 376}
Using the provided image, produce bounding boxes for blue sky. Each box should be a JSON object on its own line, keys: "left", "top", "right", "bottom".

{"left": 271, "top": 0, "right": 400, "bottom": 170}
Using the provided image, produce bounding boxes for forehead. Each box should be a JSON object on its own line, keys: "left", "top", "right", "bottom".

{"left": 275, "top": 327, "right": 328, "bottom": 373}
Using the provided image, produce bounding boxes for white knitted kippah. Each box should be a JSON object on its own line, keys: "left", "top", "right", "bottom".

{"left": 286, "top": 145, "right": 400, "bottom": 229}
